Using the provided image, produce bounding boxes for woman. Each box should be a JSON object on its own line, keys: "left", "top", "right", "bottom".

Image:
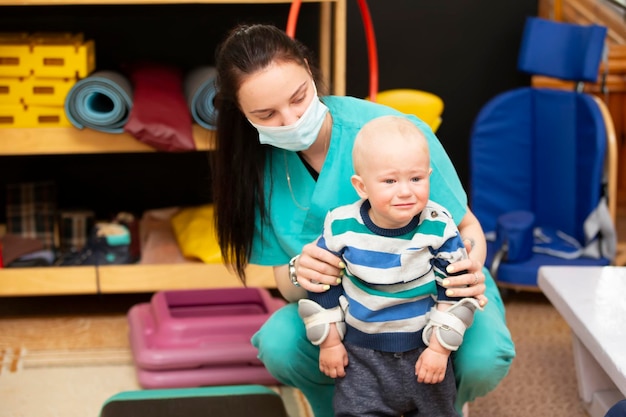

{"left": 212, "top": 23, "right": 515, "bottom": 417}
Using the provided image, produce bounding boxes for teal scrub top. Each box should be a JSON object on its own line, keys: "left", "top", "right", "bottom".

{"left": 250, "top": 95, "right": 467, "bottom": 266}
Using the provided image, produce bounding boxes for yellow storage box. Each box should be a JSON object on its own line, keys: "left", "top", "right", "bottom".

{"left": 31, "top": 36, "right": 95, "bottom": 79}
{"left": 0, "top": 33, "right": 95, "bottom": 79}
{"left": 0, "top": 103, "right": 70, "bottom": 128}
{"left": 23, "top": 76, "right": 77, "bottom": 106}
{"left": 24, "top": 105, "right": 71, "bottom": 127}
{"left": 0, "top": 103, "right": 28, "bottom": 127}
{"left": 0, "top": 41, "right": 33, "bottom": 78}
{"left": 0, "top": 77, "right": 26, "bottom": 104}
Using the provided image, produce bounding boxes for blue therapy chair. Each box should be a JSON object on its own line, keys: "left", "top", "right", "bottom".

{"left": 469, "top": 17, "right": 618, "bottom": 290}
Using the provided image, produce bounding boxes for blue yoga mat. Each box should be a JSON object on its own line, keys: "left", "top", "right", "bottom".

{"left": 184, "top": 66, "right": 218, "bottom": 130}
{"left": 64, "top": 70, "right": 133, "bottom": 134}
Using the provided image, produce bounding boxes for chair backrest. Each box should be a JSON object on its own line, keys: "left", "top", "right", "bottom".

{"left": 470, "top": 88, "right": 607, "bottom": 244}
{"left": 517, "top": 17, "right": 607, "bottom": 82}
{"left": 470, "top": 17, "right": 610, "bottom": 246}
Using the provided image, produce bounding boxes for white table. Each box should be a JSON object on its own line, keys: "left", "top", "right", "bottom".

{"left": 538, "top": 266, "right": 626, "bottom": 417}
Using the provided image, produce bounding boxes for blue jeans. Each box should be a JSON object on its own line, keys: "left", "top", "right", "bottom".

{"left": 251, "top": 268, "right": 516, "bottom": 417}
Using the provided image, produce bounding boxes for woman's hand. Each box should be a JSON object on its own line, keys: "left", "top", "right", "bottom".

{"left": 442, "top": 239, "right": 489, "bottom": 307}
{"left": 296, "top": 241, "right": 344, "bottom": 293}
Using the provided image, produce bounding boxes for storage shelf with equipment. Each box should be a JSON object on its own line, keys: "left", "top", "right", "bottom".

{"left": 0, "top": 0, "right": 346, "bottom": 296}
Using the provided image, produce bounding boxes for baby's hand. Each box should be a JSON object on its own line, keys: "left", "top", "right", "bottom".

{"left": 415, "top": 347, "right": 449, "bottom": 384}
{"left": 319, "top": 343, "right": 349, "bottom": 378}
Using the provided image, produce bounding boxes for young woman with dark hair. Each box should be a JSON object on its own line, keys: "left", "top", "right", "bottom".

{"left": 211, "top": 23, "right": 515, "bottom": 417}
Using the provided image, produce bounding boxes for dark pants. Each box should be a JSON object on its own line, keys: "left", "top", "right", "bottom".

{"left": 333, "top": 343, "right": 459, "bottom": 417}
{"left": 605, "top": 399, "right": 626, "bottom": 417}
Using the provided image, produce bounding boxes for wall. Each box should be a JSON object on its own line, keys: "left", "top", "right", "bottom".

{"left": 0, "top": 4, "right": 320, "bottom": 72}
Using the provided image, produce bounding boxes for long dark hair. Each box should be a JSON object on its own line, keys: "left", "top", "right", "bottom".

{"left": 212, "top": 24, "right": 324, "bottom": 281}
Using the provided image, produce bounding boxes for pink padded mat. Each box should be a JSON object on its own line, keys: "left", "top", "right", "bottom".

{"left": 128, "top": 287, "right": 284, "bottom": 388}
{"left": 136, "top": 363, "right": 280, "bottom": 389}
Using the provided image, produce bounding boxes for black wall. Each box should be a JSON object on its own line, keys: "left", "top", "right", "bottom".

{"left": 345, "top": 0, "right": 537, "bottom": 187}
{"left": 0, "top": 1, "right": 536, "bottom": 220}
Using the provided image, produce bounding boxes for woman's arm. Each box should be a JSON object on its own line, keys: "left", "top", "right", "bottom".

{"left": 457, "top": 208, "right": 487, "bottom": 266}
{"left": 273, "top": 264, "right": 306, "bottom": 302}
{"left": 443, "top": 207, "right": 489, "bottom": 306}
{"left": 273, "top": 241, "right": 344, "bottom": 303}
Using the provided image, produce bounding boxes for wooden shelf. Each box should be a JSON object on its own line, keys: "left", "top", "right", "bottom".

{"left": 0, "top": 263, "right": 275, "bottom": 297}
{"left": 98, "top": 263, "right": 275, "bottom": 293}
{"left": 0, "top": 266, "right": 98, "bottom": 296}
{"left": 0, "top": 124, "right": 214, "bottom": 155}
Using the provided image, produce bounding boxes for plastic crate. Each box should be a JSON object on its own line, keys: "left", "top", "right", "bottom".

{"left": 0, "top": 42, "right": 33, "bottom": 77}
{"left": 0, "top": 103, "right": 28, "bottom": 127}
{"left": 0, "top": 33, "right": 95, "bottom": 78}
{"left": 31, "top": 39, "right": 95, "bottom": 78}
{"left": 0, "top": 103, "right": 71, "bottom": 128}
{"left": 23, "top": 76, "right": 77, "bottom": 106}
{"left": 0, "top": 77, "right": 26, "bottom": 104}
{"left": 25, "top": 105, "right": 71, "bottom": 127}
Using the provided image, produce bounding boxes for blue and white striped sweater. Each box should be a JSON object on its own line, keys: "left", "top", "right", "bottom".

{"left": 310, "top": 198, "right": 467, "bottom": 353}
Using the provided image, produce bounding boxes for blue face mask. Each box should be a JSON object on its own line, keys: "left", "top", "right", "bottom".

{"left": 248, "top": 84, "right": 329, "bottom": 152}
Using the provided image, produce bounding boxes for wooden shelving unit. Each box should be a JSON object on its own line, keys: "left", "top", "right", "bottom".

{"left": 0, "top": 124, "right": 215, "bottom": 155}
{"left": 0, "top": 0, "right": 346, "bottom": 296}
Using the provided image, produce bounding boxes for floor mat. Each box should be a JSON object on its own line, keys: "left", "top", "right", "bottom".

{"left": 0, "top": 291, "right": 593, "bottom": 417}
{"left": 0, "top": 355, "right": 312, "bottom": 417}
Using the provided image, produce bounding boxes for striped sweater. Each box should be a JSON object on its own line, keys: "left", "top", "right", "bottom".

{"left": 310, "top": 198, "right": 467, "bottom": 353}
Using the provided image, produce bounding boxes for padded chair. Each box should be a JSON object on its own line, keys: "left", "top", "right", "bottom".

{"left": 469, "top": 17, "right": 619, "bottom": 291}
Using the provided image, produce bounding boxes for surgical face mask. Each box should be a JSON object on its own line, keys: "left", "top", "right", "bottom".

{"left": 248, "top": 85, "right": 329, "bottom": 152}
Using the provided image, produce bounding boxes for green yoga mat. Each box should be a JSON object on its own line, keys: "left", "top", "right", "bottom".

{"left": 64, "top": 70, "right": 133, "bottom": 134}
{"left": 100, "top": 385, "right": 289, "bottom": 417}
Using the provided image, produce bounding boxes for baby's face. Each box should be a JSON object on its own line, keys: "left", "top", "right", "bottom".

{"left": 357, "top": 133, "right": 431, "bottom": 229}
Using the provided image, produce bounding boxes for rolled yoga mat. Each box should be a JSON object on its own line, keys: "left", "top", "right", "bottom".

{"left": 184, "top": 66, "right": 218, "bottom": 130}
{"left": 64, "top": 70, "right": 133, "bottom": 134}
